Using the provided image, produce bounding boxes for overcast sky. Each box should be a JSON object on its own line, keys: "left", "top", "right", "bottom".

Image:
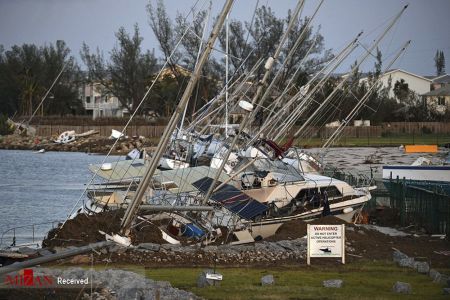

{"left": 0, "top": 0, "right": 449, "bottom": 76}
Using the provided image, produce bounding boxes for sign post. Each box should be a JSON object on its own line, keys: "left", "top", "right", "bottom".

{"left": 307, "top": 224, "right": 345, "bottom": 265}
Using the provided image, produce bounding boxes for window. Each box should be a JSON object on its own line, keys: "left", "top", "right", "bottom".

{"left": 321, "top": 186, "right": 342, "bottom": 198}
{"left": 438, "top": 97, "right": 445, "bottom": 106}
{"left": 294, "top": 188, "right": 319, "bottom": 202}
{"left": 85, "top": 96, "right": 90, "bottom": 103}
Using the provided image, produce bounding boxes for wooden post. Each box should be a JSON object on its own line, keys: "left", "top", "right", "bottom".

{"left": 307, "top": 224, "right": 311, "bottom": 265}
{"left": 342, "top": 224, "right": 346, "bottom": 264}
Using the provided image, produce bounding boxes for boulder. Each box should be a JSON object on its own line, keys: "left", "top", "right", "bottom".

{"left": 323, "top": 279, "right": 343, "bottom": 288}
{"left": 443, "top": 288, "right": 450, "bottom": 295}
{"left": 442, "top": 275, "right": 450, "bottom": 286}
{"left": 261, "top": 275, "right": 275, "bottom": 286}
{"left": 398, "top": 257, "right": 415, "bottom": 268}
{"left": 429, "top": 269, "right": 441, "bottom": 282}
{"left": 414, "top": 261, "right": 429, "bottom": 274}
{"left": 392, "top": 281, "right": 411, "bottom": 294}
{"left": 392, "top": 250, "right": 409, "bottom": 263}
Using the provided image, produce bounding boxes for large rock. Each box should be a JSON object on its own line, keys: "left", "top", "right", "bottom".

{"left": 398, "top": 257, "right": 415, "bottom": 268}
{"left": 42, "top": 267, "right": 199, "bottom": 299}
{"left": 443, "top": 288, "right": 450, "bottom": 295}
{"left": 414, "top": 261, "right": 430, "bottom": 274}
{"left": 261, "top": 275, "right": 275, "bottom": 286}
{"left": 392, "top": 281, "right": 411, "bottom": 294}
{"left": 392, "top": 250, "right": 409, "bottom": 263}
{"left": 197, "top": 269, "right": 222, "bottom": 288}
{"left": 323, "top": 279, "right": 343, "bottom": 288}
{"left": 429, "top": 269, "right": 442, "bottom": 282}
{"left": 441, "top": 274, "right": 450, "bottom": 286}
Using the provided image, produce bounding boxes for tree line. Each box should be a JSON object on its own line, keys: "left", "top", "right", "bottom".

{"left": 0, "top": 1, "right": 447, "bottom": 125}
{"left": 0, "top": 1, "right": 331, "bottom": 120}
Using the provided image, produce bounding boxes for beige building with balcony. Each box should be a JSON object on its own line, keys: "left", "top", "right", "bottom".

{"left": 422, "top": 85, "right": 450, "bottom": 114}
{"left": 80, "top": 82, "right": 126, "bottom": 119}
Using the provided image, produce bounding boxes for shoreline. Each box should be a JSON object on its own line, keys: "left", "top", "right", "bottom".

{"left": 2, "top": 134, "right": 449, "bottom": 155}
{"left": 0, "top": 135, "right": 157, "bottom": 155}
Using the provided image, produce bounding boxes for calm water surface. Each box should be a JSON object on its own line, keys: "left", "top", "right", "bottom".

{"left": 0, "top": 149, "right": 118, "bottom": 246}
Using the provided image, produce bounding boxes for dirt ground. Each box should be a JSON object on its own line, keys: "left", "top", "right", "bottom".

{"left": 41, "top": 210, "right": 450, "bottom": 269}
{"left": 43, "top": 210, "right": 165, "bottom": 248}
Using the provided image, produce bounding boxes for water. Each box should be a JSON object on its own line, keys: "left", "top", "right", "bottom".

{"left": 0, "top": 149, "right": 118, "bottom": 247}
{"left": 308, "top": 146, "right": 448, "bottom": 178}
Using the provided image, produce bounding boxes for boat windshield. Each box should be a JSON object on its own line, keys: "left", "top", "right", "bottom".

{"left": 234, "top": 157, "right": 304, "bottom": 183}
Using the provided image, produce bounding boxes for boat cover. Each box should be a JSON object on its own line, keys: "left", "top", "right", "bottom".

{"left": 192, "top": 177, "right": 268, "bottom": 220}
{"left": 90, "top": 163, "right": 230, "bottom": 193}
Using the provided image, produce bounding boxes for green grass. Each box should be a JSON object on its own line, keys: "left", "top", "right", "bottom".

{"left": 59, "top": 260, "right": 449, "bottom": 299}
{"left": 139, "top": 261, "right": 449, "bottom": 300}
{"left": 298, "top": 135, "right": 450, "bottom": 147}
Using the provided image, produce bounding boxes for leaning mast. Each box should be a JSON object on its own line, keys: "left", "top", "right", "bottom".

{"left": 120, "top": 0, "right": 235, "bottom": 236}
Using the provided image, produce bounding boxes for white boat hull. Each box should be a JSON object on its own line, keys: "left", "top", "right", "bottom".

{"left": 244, "top": 195, "right": 369, "bottom": 240}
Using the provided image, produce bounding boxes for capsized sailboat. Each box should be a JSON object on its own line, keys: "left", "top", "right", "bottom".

{"left": 70, "top": 1, "right": 412, "bottom": 246}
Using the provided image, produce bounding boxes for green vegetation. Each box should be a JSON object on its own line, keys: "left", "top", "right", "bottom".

{"left": 298, "top": 134, "right": 450, "bottom": 148}
{"left": 0, "top": 114, "right": 14, "bottom": 135}
{"left": 0, "top": 41, "right": 81, "bottom": 116}
{"left": 138, "top": 261, "right": 448, "bottom": 300}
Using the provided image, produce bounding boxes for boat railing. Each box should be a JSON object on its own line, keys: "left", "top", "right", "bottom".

{"left": 0, "top": 220, "right": 63, "bottom": 250}
{"left": 322, "top": 166, "right": 376, "bottom": 188}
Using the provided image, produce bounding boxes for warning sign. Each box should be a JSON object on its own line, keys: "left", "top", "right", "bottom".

{"left": 307, "top": 224, "right": 345, "bottom": 264}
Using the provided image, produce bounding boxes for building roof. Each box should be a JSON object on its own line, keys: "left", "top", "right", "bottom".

{"left": 381, "top": 69, "right": 432, "bottom": 82}
{"left": 431, "top": 74, "right": 450, "bottom": 84}
{"left": 358, "top": 69, "right": 432, "bottom": 83}
{"left": 422, "top": 85, "right": 450, "bottom": 96}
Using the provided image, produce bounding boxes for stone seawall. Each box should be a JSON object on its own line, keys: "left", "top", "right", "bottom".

{"left": 0, "top": 135, "right": 157, "bottom": 155}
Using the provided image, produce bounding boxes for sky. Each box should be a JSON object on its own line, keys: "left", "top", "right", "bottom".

{"left": 0, "top": 0, "right": 449, "bottom": 76}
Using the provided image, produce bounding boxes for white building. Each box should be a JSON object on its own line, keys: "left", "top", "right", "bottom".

{"left": 360, "top": 69, "right": 432, "bottom": 100}
{"left": 80, "top": 82, "right": 125, "bottom": 119}
{"left": 422, "top": 85, "right": 450, "bottom": 114}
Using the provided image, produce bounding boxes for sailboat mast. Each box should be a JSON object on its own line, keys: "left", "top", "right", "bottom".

{"left": 201, "top": 0, "right": 305, "bottom": 206}
{"left": 322, "top": 40, "right": 411, "bottom": 148}
{"left": 291, "top": 4, "right": 409, "bottom": 140}
{"left": 179, "top": 2, "right": 212, "bottom": 137}
{"left": 246, "top": 0, "right": 305, "bottom": 124}
{"left": 120, "top": 0, "right": 235, "bottom": 235}
{"left": 26, "top": 63, "right": 67, "bottom": 125}
{"left": 225, "top": 11, "right": 229, "bottom": 138}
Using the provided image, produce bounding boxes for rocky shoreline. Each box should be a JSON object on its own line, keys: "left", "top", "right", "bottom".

{"left": 0, "top": 134, "right": 157, "bottom": 155}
